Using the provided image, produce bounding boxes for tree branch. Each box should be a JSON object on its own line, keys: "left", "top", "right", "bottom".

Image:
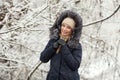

{"left": 83, "top": 5, "right": 120, "bottom": 27}
{"left": 0, "top": 65, "right": 18, "bottom": 69}
{"left": 75, "top": 0, "right": 80, "bottom": 4}
{"left": 0, "top": 57, "right": 25, "bottom": 64}
{"left": 0, "top": 27, "right": 21, "bottom": 34}
{"left": 27, "top": 61, "right": 43, "bottom": 80}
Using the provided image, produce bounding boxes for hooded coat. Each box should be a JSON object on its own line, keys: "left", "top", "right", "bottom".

{"left": 40, "top": 10, "right": 83, "bottom": 80}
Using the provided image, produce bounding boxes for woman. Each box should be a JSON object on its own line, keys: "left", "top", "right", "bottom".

{"left": 40, "top": 10, "right": 83, "bottom": 80}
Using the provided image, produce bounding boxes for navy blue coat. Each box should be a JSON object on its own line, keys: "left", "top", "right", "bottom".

{"left": 40, "top": 39, "right": 82, "bottom": 80}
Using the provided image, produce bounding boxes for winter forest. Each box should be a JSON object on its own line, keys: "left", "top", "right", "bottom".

{"left": 0, "top": 0, "right": 120, "bottom": 80}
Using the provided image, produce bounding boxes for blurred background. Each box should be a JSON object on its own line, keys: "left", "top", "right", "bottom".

{"left": 0, "top": 0, "right": 120, "bottom": 80}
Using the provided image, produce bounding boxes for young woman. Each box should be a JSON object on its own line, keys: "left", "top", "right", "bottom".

{"left": 40, "top": 10, "right": 83, "bottom": 80}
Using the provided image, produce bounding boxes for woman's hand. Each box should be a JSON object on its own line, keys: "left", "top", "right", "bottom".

{"left": 53, "top": 34, "right": 70, "bottom": 50}
{"left": 53, "top": 39, "right": 66, "bottom": 49}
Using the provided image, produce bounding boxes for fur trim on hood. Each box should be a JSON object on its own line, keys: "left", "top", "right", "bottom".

{"left": 49, "top": 10, "right": 83, "bottom": 48}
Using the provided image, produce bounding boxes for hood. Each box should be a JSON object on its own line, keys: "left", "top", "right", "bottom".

{"left": 49, "top": 10, "right": 83, "bottom": 48}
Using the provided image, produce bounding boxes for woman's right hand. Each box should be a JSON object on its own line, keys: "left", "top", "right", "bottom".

{"left": 53, "top": 39, "right": 66, "bottom": 49}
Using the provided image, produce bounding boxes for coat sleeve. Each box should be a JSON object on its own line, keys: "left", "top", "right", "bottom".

{"left": 61, "top": 43, "right": 82, "bottom": 71}
{"left": 40, "top": 39, "right": 56, "bottom": 63}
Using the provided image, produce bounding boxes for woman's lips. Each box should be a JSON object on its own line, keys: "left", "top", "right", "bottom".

{"left": 62, "top": 31, "right": 68, "bottom": 34}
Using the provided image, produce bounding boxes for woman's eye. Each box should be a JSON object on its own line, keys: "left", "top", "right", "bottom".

{"left": 61, "top": 24, "right": 65, "bottom": 27}
{"left": 67, "top": 26, "right": 72, "bottom": 29}
{"left": 62, "top": 24, "right": 64, "bottom": 26}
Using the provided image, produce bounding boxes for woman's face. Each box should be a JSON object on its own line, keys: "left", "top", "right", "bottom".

{"left": 60, "top": 17, "right": 75, "bottom": 37}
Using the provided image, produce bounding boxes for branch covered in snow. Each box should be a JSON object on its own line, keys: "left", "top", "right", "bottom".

{"left": 83, "top": 5, "right": 120, "bottom": 27}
